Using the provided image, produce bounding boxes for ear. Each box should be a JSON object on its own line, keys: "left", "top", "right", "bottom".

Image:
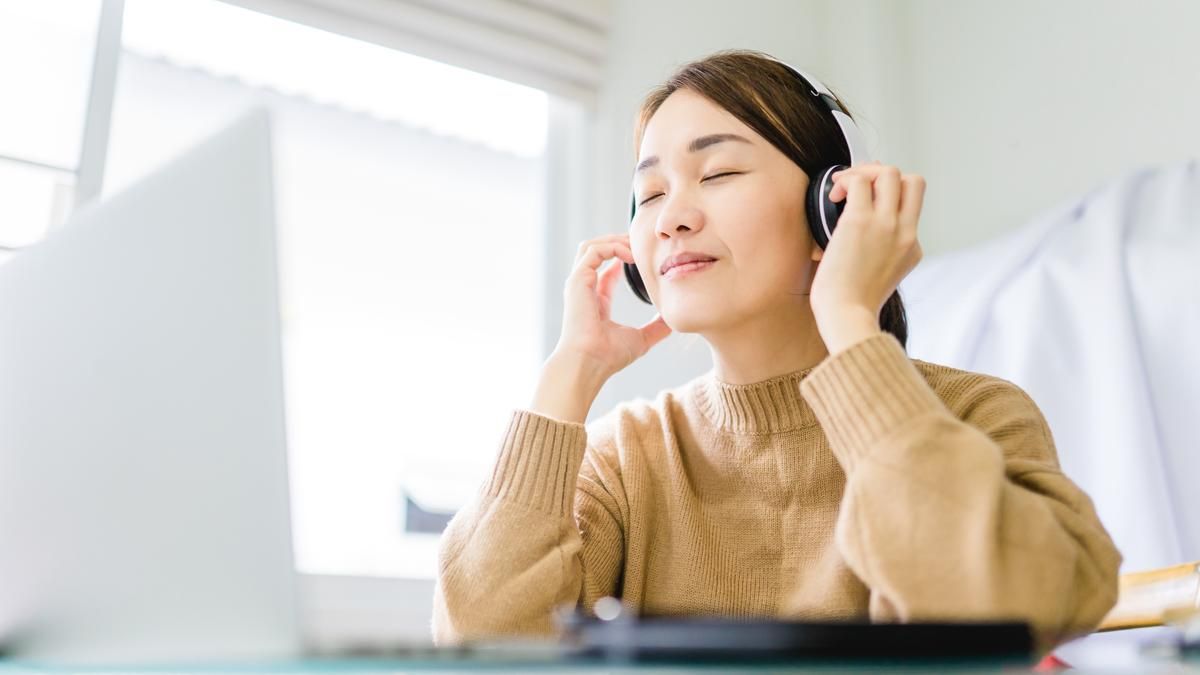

{"left": 810, "top": 241, "right": 824, "bottom": 262}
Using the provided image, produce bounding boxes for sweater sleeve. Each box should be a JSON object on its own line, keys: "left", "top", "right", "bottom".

{"left": 798, "top": 332, "right": 1122, "bottom": 650}
{"left": 431, "top": 409, "right": 626, "bottom": 645}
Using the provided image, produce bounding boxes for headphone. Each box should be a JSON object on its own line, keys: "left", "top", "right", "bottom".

{"left": 623, "top": 59, "right": 872, "bottom": 305}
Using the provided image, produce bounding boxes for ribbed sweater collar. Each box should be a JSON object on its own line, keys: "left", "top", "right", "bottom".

{"left": 693, "top": 365, "right": 822, "bottom": 435}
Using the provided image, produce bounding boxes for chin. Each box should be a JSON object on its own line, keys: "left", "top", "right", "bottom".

{"left": 657, "top": 295, "right": 732, "bottom": 334}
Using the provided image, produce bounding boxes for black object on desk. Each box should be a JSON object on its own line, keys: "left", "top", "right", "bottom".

{"left": 559, "top": 608, "right": 1034, "bottom": 665}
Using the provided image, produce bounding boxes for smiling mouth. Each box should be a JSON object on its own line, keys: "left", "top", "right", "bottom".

{"left": 663, "top": 259, "right": 717, "bottom": 280}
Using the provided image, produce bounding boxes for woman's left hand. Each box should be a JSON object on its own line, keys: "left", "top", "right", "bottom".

{"left": 809, "top": 161, "right": 926, "bottom": 354}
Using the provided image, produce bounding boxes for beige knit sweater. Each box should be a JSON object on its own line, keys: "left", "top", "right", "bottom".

{"left": 432, "top": 332, "right": 1122, "bottom": 650}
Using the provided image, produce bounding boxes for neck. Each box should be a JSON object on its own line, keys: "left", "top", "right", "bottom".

{"left": 704, "top": 301, "right": 830, "bottom": 385}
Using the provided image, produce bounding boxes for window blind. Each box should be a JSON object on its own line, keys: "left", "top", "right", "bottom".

{"left": 220, "top": 0, "right": 611, "bottom": 101}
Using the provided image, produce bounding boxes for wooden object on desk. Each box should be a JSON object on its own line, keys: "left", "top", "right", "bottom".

{"left": 1098, "top": 560, "right": 1200, "bottom": 631}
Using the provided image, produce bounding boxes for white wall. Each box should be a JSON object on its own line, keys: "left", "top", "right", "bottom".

{"left": 586, "top": 0, "right": 1200, "bottom": 417}
{"left": 905, "top": 0, "right": 1200, "bottom": 254}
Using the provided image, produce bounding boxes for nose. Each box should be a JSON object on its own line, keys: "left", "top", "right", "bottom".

{"left": 653, "top": 193, "right": 705, "bottom": 240}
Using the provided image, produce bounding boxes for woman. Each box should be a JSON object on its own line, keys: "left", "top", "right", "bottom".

{"left": 432, "top": 50, "right": 1121, "bottom": 651}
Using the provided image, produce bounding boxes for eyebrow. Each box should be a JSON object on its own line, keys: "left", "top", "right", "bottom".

{"left": 635, "top": 133, "right": 753, "bottom": 174}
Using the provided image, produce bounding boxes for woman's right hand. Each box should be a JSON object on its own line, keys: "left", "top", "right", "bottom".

{"left": 530, "top": 234, "right": 672, "bottom": 423}
{"left": 556, "top": 233, "right": 672, "bottom": 377}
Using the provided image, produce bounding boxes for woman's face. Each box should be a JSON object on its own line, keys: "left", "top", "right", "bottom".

{"left": 630, "top": 88, "right": 820, "bottom": 334}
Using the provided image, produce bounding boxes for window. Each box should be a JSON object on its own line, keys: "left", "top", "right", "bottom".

{"left": 107, "top": 0, "right": 550, "bottom": 578}
{"left": 0, "top": 0, "right": 103, "bottom": 251}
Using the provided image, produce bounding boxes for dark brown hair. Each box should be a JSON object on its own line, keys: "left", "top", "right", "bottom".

{"left": 633, "top": 49, "right": 908, "bottom": 349}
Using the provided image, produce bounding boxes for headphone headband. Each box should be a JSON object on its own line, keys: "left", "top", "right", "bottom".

{"left": 765, "top": 58, "right": 872, "bottom": 166}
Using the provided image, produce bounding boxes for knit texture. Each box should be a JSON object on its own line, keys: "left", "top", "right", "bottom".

{"left": 432, "top": 332, "right": 1122, "bottom": 652}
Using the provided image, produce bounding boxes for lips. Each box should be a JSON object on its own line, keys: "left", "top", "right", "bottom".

{"left": 662, "top": 259, "right": 717, "bottom": 281}
{"left": 659, "top": 251, "right": 718, "bottom": 275}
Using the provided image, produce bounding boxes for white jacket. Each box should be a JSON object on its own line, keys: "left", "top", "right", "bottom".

{"left": 901, "top": 159, "right": 1200, "bottom": 573}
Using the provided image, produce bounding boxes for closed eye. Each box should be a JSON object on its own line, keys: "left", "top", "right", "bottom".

{"left": 703, "top": 171, "right": 740, "bottom": 182}
{"left": 637, "top": 172, "right": 741, "bottom": 207}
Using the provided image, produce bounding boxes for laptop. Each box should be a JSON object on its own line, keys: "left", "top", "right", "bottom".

{"left": 0, "top": 109, "right": 306, "bottom": 666}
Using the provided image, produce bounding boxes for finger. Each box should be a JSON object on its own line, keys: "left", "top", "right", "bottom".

{"left": 898, "top": 175, "right": 927, "bottom": 231}
{"left": 829, "top": 169, "right": 867, "bottom": 201}
{"left": 830, "top": 162, "right": 892, "bottom": 184}
{"left": 573, "top": 242, "right": 634, "bottom": 286}
{"left": 829, "top": 179, "right": 845, "bottom": 202}
{"left": 638, "top": 313, "right": 672, "bottom": 350}
{"left": 575, "top": 234, "right": 631, "bottom": 263}
{"left": 842, "top": 174, "right": 874, "bottom": 218}
{"left": 596, "top": 257, "right": 625, "bottom": 299}
{"left": 575, "top": 234, "right": 631, "bottom": 262}
{"left": 873, "top": 166, "right": 901, "bottom": 220}
{"left": 830, "top": 173, "right": 855, "bottom": 202}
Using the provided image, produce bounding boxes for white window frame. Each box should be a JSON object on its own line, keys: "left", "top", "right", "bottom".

{"left": 67, "top": 0, "right": 597, "bottom": 645}
{"left": 71, "top": 0, "right": 125, "bottom": 211}
{"left": 0, "top": 156, "right": 74, "bottom": 253}
{"left": 0, "top": 0, "right": 122, "bottom": 251}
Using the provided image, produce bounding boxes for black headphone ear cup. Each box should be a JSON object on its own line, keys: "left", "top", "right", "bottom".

{"left": 806, "top": 165, "right": 849, "bottom": 250}
{"left": 625, "top": 194, "right": 653, "bottom": 304}
{"left": 623, "top": 262, "right": 652, "bottom": 304}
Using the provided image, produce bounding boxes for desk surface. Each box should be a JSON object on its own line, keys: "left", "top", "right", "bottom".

{"left": 2, "top": 654, "right": 1198, "bottom": 674}
{"left": 1, "top": 629, "right": 1196, "bottom": 674}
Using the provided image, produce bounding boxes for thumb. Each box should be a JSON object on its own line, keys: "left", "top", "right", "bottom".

{"left": 638, "top": 313, "right": 672, "bottom": 350}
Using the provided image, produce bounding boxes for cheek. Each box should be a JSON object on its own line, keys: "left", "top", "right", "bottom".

{"left": 629, "top": 224, "right": 657, "bottom": 282}
{"left": 725, "top": 204, "right": 810, "bottom": 290}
